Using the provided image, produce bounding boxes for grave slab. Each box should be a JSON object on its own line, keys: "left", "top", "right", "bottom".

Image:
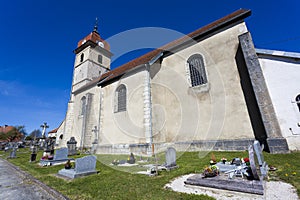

{"left": 58, "top": 155, "right": 97, "bottom": 179}
{"left": 184, "top": 173, "right": 264, "bottom": 195}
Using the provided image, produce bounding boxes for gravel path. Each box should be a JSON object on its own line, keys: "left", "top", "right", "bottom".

{"left": 0, "top": 158, "right": 68, "bottom": 200}
{"left": 165, "top": 174, "right": 299, "bottom": 200}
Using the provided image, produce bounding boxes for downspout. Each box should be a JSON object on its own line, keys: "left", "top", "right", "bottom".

{"left": 144, "top": 52, "right": 164, "bottom": 155}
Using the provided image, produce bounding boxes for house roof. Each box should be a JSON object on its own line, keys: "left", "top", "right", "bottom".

{"left": 74, "top": 8, "right": 251, "bottom": 91}
{"left": 0, "top": 126, "right": 14, "bottom": 133}
{"left": 256, "top": 48, "right": 300, "bottom": 60}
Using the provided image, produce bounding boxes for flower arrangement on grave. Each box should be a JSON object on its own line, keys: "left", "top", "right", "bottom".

{"left": 202, "top": 165, "right": 219, "bottom": 178}
{"left": 64, "top": 160, "right": 72, "bottom": 169}
{"left": 41, "top": 155, "right": 48, "bottom": 160}
{"left": 112, "top": 159, "right": 119, "bottom": 165}
{"left": 243, "top": 157, "right": 250, "bottom": 166}
{"left": 209, "top": 153, "right": 217, "bottom": 165}
{"left": 221, "top": 157, "right": 227, "bottom": 164}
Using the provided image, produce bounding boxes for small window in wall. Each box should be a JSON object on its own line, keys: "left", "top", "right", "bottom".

{"left": 296, "top": 94, "right": 300, "bottom": 112}
{"left": 98, "top": 55, "right": 103, "bottom": 64}
{"left": 115, "top": 84, "right": 127, "bottom": 112}
{"left": 80, "top": 53, "right": 84, "bottom": 62}
{"left": 187, "top": 54, "right": 207, "bottom": 87}
{"left": 81, "top": 96, "right": 87, "bottom": 115}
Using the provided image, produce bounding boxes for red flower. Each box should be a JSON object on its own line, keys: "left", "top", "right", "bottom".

{"left": 244, "top": 157, "right": 249, "bottom": 163}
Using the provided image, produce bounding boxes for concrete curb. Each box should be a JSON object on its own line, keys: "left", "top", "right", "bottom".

{"left": 0, "top": 158, "right": 69, "bottom": 200}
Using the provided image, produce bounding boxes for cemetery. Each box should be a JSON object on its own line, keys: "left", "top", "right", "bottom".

{"left": 0, "top": 140, "right": 299, "bottom": 199}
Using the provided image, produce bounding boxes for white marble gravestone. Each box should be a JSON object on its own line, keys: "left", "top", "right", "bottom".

{"left": 165, "top": 147, "right": 178, "bottom": 170}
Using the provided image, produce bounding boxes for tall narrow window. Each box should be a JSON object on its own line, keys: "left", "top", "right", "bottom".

{"left": 98, "top": 55, "right": 103, "bottom": 64}
{"left": 296, "top": 94, "right": 300, "bottom": 112}
{"left": 115, "top": 84, "right": 126, "bottom": 112}
{"left": 80, "top": 53, "right": 84, "bottom": 62}
{"left": 81, "top": 96, "right": 86, "bottom": 115}
{"left": 187, "top": 54, "right": 207, "bottom": 87}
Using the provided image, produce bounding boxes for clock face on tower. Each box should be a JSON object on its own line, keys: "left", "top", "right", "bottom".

{"left": 98, "top": 41, "right": 104, "bottom": 48}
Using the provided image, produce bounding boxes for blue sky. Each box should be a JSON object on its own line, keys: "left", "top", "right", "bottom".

{"left": 0, "top": 0, "right": 299, "bottom": 134}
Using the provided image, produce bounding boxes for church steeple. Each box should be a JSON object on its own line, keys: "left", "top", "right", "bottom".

{"left": 71, "top": 19, "right": 112, "bottom": 92}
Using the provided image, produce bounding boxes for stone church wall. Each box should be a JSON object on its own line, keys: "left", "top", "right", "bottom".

{"left": 151, "top": 22, "right": 255, "bottom": 145}
{"left": 100, "top": 68, "right": 146, "bottom": 147}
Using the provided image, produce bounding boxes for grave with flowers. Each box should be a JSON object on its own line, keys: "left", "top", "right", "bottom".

{"left": 184, "top": 140, "right": 268, "bottom": 195}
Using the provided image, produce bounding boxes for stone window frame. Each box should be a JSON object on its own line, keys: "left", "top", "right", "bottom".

{"left": 186, "top": 53, "right": 209, "bottom": 92}
{"left": 114, "top": 84, "right": 127, "bottom": 113}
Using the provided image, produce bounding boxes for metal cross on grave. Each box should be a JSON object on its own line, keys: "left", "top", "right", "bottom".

{"left": 40, "top": 122, "right": 49, "bottom": 138}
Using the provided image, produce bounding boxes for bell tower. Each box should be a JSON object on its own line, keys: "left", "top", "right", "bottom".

{"left": 72, "top": 19, "right": 112, "bottom": 93}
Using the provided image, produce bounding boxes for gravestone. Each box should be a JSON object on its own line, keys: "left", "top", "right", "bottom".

{"left": 40, "top": 147, "right": 73, "bottom": 166}
{"left": 9, "top": 144, "right": 17, "bottom": 158}
{"left": 165, "top": 147, "right": 178, "bottom": 170}
{"left": 58, "top": 155, "right": 98, "bottom": 179}
{"left": 54, "top": 148, "right": 68, "bottom": 160}
{"left": 30, "top": 141, "right": 39, "bottom": 162}
{"left": 67, "top": 137, "right": 77, "bottom": 156}
{"left": 127, "top": 153, "right": 135, "bottom": 164}
{"left": 253, "top": 140, "right": 268, "bottom": 179}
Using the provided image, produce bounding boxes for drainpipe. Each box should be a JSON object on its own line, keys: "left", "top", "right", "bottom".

{"left": 144, "top": 52, "right": 164, "bottom": 155}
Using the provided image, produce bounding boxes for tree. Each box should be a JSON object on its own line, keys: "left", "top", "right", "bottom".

{"left": 29, "top": 129, "right": 42, "bottom": 139}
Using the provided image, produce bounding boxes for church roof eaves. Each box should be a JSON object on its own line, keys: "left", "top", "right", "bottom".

{"left": 97, "top": 8, "right": 251, "bottom": 86}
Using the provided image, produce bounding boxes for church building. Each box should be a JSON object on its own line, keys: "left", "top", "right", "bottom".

{"left": 55, "top": 9, "right": 300, "bottom": 154}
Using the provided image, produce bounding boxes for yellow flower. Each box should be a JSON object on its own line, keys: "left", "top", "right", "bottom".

{"left": 285, "top": 173, "right": 289, "bottom": 177}
{"left": 292, "top": 172, "right": 297, "bottom": 175}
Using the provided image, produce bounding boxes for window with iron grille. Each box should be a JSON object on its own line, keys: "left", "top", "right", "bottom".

{"left": 187, "top": 54, "right": 207, "bottom": 87}
{"left": 116, "top": 84, "right": 126, "bottom": 112}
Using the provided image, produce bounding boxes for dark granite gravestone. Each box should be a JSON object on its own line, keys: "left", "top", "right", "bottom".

{"left": 127, "top": 153, "right": 135, "bottom": 164}
{"left": 67, "top": 137, "right": 77, "bottom": 156}
{"left": 185, "top": 140, "right": 267, "bottom": 195}
{"left": 58, "top": 155, "right": 97, "bottom": 179}
{"left": 165, "top": 147, "right": 178, "bottom": 170}
{"left": 30, "top": 142, "right": 39, "bottom": 162}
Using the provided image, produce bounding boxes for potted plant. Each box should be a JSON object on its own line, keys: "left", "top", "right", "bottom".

{"left": 64, "top": 160, "right": 72, "bottom": 169}
{"left": 202, "top": 165, "right": 219, "bottom": 178}
{"left": 221, "top": 157, "right": 227, "bottom": 164}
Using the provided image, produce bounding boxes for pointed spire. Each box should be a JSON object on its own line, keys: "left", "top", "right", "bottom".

{"left": 93, "top": 17, "right": 98, "bottom": 33}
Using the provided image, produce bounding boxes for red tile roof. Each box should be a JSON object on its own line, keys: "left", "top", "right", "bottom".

{"left": 74, "top": 9, "right": 251, "bottom": 91}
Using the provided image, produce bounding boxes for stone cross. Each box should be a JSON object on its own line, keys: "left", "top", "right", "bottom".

{"left": 40, "top": 122, "right": 49, "bottom": 138}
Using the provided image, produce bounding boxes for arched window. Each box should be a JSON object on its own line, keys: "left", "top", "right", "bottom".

{"left": 81, "top": 96, "right": 86, "bottom": 115}
{"left": 296, "top": 94, "right": 300, "bottom": 112}
{"left": 80, "top": 53, "right": 84, "bottom": 62}
{"left": 187, "top": 54, "right": 207, "bottom": 87}
{"left": 115, "top": 84, "right": 127, "bottom": 112}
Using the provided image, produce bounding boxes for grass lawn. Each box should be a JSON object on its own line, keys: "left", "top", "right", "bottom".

{"left": 0, "top": 148, "right": 299, "bottom": 200}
